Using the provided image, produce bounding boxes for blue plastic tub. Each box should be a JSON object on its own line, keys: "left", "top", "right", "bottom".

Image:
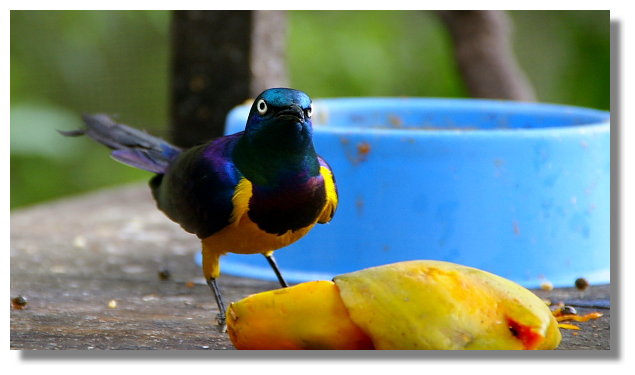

{"left": 207, "top": 97, "right": 610, "bottom": 288}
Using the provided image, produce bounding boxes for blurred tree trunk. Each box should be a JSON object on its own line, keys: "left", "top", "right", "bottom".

{"left": 170, "top": 10, "right": 288, "bottom": 147}
{"left": 436, "top": 10, "right": 536, "bottom": 101}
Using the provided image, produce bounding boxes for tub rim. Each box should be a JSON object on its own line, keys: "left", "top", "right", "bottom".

{"left": 227, "top": 97, "right": 610, "bottom": 137}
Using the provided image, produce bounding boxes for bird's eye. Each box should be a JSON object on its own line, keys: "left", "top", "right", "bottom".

{"left": 306, "top": 106, "right": 312, "bottom": 119}
{"left": 257, "top": 99, "right": 268, "bottom": 115}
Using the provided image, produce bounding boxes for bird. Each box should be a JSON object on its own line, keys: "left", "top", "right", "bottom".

{"left": 60, "top": 88, "right": 339, "bottom": 330}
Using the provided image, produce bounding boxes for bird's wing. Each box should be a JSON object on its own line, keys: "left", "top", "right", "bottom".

{"left": 152, "top": 135, "right": 243, "bottom": 239}
{"left": 317, "top": 155, "right": 338, "bottom": 224}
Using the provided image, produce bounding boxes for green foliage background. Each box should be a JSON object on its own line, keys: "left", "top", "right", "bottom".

{"left": 10, "top": 10, "right": 610, "bottom": 209}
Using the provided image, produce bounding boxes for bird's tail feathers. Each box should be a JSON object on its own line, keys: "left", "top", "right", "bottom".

{"left": 60, "top": 114, "right": 181, "bottom": 174}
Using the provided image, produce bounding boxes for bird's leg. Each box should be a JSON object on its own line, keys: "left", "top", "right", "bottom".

{"left": 206, "top": 277, "right": 227, "bottom": 332}
{"left": 263, "top": 252, "right": 288, "bottom": 288}
{"left": 201, "top": 241, "right": 226, "bottom": 332}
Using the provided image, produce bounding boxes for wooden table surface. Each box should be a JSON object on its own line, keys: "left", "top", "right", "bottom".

{"left": 10, "top": 184, "right": 611, "bottom": 351}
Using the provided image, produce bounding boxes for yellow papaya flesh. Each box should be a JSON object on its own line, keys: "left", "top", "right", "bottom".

{"left": 226, "top": 280, "right": 374, "bottom": 350}
{"left": 333, "top": 260, "right": 561, "bottom": 350}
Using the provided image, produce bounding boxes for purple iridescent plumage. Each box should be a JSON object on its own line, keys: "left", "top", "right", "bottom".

{"left": 201, "top": 132, "right": 331, "bottom": 236}
{"left": 249, "top": 170, "right": 327, "bottom": 235}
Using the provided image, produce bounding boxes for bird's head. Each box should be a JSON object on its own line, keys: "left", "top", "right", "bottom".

{"left": 243, "top": 88, "right": 314, "bottom": 152}
{"left": 234, "top": 88, "right": 319, "bottom": 185}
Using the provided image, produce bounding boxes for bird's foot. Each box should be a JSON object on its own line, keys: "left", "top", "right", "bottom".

{"left": 216, "top": 312, "right": 227, "bottom": 333}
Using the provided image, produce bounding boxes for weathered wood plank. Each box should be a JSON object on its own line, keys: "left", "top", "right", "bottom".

{"left": 10, "top": 184, "right": 609, "bottom": 350}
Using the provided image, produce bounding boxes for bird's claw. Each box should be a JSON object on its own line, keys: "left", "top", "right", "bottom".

{"left": 216, "top": 313, "right": 227, "bottom": 333}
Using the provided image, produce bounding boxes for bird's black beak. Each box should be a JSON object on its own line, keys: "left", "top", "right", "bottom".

{"left": 275, "top": 105, "right": 305, "bottom": 123}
